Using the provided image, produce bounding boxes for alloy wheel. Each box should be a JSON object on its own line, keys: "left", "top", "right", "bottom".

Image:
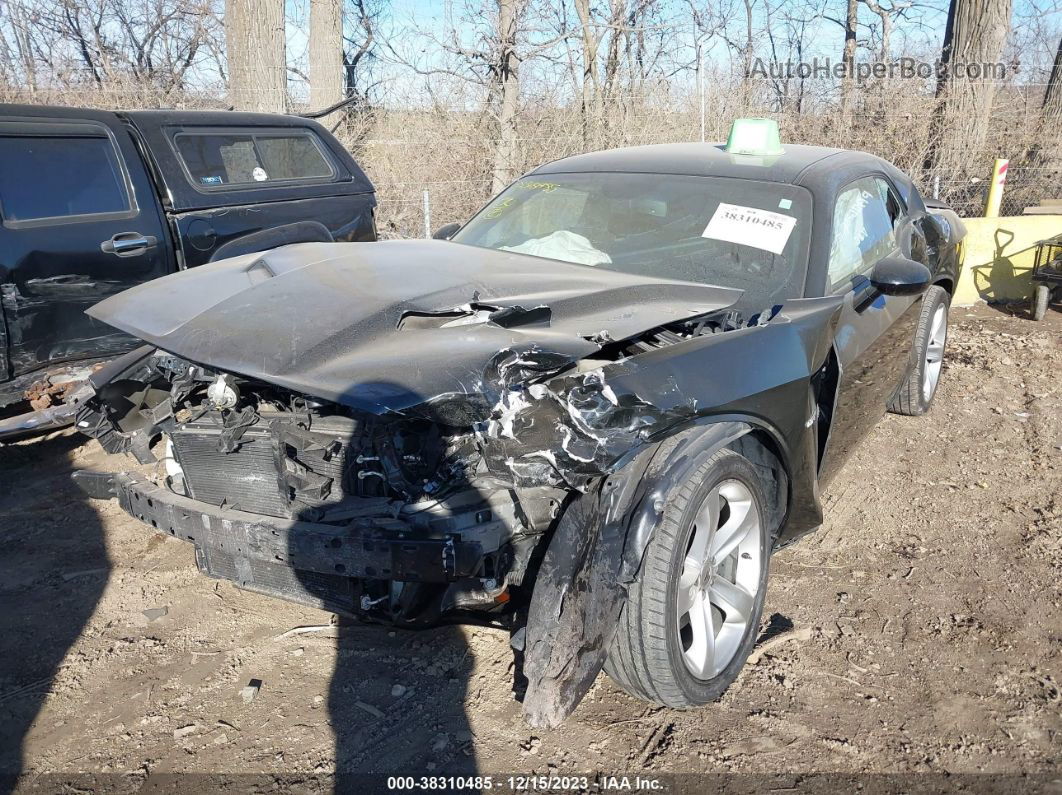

{"left": 923, "top": 304, "right": 947, "bottom": 402}
{"left": 676, "top": 479, "right": 763, "bottom": 679}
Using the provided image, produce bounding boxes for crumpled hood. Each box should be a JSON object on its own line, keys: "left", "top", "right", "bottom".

{"left": 87, "top": 240, "right": 741, "bottom": 412}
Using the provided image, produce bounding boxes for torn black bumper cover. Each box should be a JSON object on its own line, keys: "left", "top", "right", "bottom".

{"left": 73, "top": 471, "right": 486, "bottom": 584}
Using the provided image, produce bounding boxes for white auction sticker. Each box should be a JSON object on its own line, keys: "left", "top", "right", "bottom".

{"left": 702, "top": 202, "right": 797, "bottom": 255}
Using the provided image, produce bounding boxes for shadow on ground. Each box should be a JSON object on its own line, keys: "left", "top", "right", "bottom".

{"left": 285, "top": 383, "right": 482, "bottom": 779}
{"left": 0, "top": 432, "right": 108, "bottom": 778}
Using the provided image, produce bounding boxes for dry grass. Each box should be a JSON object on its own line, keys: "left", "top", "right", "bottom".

{"left": 3, "top": 74, "right": 1058, "bottom": 238}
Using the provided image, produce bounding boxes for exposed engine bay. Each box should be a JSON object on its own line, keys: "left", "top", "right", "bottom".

{"left": 77, "top": 349, "right": 581, "bottom": 627}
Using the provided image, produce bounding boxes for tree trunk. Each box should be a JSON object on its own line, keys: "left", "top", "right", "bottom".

{"left": 8, "top": 3, "right": 39, "bottom": 93}
{"left": 1044, "top": 35, "right": 1062, "bottom": 121}
{"left": 225, "top": 0, "right": 286, "bottom": 113}
{"left": 738, "top": 0, "right": 755, "bottom": 111}
{"left": 309, "top": 0, "right": 344, "bottom": 124}
{"left": 573, "top": 0, "right": 599, "bottom": 149}
{"left": 926, "top": 0, "right": 1012, "bottom": 175}
{"left": 840, "top": 0, "right": 858, "bottom": 115}
{"left": 491, "top": 0, "right": 521, "bottom": 195}
{"left": 602, "top": 0, "right": 625, "bottom": 100}
{"left": 343, "top": 0, "right": 377, "bottom": 111}
{"left": 1026, "top": 35, "right": 1062, "bottom": 170}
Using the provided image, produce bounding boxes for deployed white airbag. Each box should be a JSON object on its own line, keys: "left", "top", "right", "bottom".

{"left": 502, "top": 231, "right": 612, "bottom": 266}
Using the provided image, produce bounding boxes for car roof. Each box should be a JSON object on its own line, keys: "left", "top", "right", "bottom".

{"left": 531, "top": 141, "right": 856, "bottom": 185}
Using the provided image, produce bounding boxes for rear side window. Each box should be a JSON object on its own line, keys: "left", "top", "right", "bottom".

{"left": 173, "top": 130, "right": 335, "bottom": 188}
{"left": 0, "top": 135, "right": 130, "bottom": 223}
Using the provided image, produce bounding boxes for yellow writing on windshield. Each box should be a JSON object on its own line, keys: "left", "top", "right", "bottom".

{"left": 518, "top": 181, "right": 560, "bottom": 192}
{"left": 485, "top": 197, "right": 515, "bottom": 219}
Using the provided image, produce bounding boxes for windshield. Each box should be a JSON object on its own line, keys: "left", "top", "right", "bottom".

{"left": 453, "top": 172, "right": 812, "bottom": 309}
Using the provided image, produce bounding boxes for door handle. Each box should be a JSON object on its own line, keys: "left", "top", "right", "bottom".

{"left": 101, "top": 232, "right": 158, "bottom": 257}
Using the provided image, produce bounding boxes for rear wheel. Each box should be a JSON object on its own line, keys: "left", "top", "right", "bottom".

{"left": 604, "top": 449, "right": 770, "bottom": 707}
{"left": 889, "top": 285, "right": 949, "bottom": 416}
{"left": 1031, "top": 284, "right": 1050, "bottom": 322}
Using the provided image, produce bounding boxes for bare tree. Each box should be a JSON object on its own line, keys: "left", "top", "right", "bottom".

{"left": 763, "top": 0, "right": 824, "bottom": 113}
{"left": 343, "top": 0, "right": 382, "bottom": 108}
{"left": 572, "top": 0, "right": 602, "bottom": 145}
{"left": 925, "top": 0, "right": 1013, "bottom": 175}
{"left": 822, "top": 0, "right": 860, "bottom": 114}
{"left": 492, "top": 0, "right": 523, "bottom": 192}
{"left": 1044, "top": 35, "right": 1062, "bottom": 119}
{"left": 567, "top": 0, "right": 671, "bottom": 145}
{"left": 1023, "top": 33, "right": 1062, "bottom": 169}
{"left": 0, "top": 0, "right": 41, "bottom": 91}
{"left": 0, "top": 0, "right": 223, "bottom": 100}
{"left": 309, "top": 0, "right": 344, "bottom": 119}
{"left": 226, "top": 0, "right": 286, "bottom": 112}
{"left": 860, "top": 0, "right": 905, "bottom": 59}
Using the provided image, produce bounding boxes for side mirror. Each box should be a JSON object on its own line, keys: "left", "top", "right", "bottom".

{"left": 433, "top": 222, "right": 461, "bottom": 240}
{"left": 870, "top": 257, "right": 931, "bottom": 296}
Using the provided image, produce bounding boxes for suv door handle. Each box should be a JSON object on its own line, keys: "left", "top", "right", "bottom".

{"left": 101, "top": 232, "right": 158, "bottom": 257}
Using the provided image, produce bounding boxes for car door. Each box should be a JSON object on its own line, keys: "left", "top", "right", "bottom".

{"left": 0, "top": 111, "right": 171, "bottom": 380}
{"left": 817, "top": 175, "right": 923, "bottom": 485}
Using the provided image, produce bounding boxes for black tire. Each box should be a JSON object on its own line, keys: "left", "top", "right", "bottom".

{"left": 1031, "top": 284, "right": 1050, "bottom": 322}
{"left": 888, "top": 285, "right": 950, "bottom": 416}
{"left": 604, "top": 448, "right": 770, "bottom": 708}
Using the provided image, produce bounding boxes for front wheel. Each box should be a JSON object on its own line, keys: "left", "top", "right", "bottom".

{"left": 889, "top": 285, "right": 950, "bottom": 416}
{"left": 604, "top": 449, "right": 770, "bottom": 708}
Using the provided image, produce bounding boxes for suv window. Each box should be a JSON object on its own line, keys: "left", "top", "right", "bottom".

{"left": 828, "top": 176, "right": 899, "bottom": 289}
{"left": 0, "top": 134, "right": 130, "bottom": 223}
{"left": 173, "top": 130, "right": 334, "bottom": 188}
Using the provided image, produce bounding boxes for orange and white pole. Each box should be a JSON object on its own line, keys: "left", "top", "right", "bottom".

{"left": 983, "top": 158, "right": 1009, "bottom": 218}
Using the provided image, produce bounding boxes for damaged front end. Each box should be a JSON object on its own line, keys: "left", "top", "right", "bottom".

{"left": 76, "top": 348, "right": 569, "bottom": 626}
{"left": 72, "top": 313, "right": 751, "bottom": 627}
{"left": 73, "top": 240, "right": 844, "bottom": 726}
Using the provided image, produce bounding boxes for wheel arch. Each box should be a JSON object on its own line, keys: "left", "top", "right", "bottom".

{"left": 725, "top": 429, "right": 790, "bottom": 545}
{"left": 934, "top": 276, "right": 954, "bottom": 295}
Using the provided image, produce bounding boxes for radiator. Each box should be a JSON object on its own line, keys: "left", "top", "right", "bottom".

{"left": 168, "top": 412, "right": 364, "bottom": 519}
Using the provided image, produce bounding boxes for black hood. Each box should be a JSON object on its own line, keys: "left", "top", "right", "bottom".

{"left": 87, "top": 240, "right": 741, "bottom": 412}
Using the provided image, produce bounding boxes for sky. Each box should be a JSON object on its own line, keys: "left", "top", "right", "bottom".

{"left": 282, "top": 0, "right": 1061, "bottom": 105}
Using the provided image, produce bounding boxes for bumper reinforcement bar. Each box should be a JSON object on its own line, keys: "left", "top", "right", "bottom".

{"left": 73, "top": 471, "right": 484, "bottom": 583}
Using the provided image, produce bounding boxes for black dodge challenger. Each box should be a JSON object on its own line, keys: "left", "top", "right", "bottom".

{"left": 73, "top": 121, "right": 965, "bottom": 728}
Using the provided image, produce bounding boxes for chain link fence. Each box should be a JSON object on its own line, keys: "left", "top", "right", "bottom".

{"left": 356, "top": 128, "right": 1061, "bottom": 241}
{"left": 368, "top": 165, "right": 1060, "bottom": 241}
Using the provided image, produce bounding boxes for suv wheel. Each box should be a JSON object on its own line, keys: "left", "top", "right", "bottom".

{"left": 889, "top": 285, "right": 949, "bottom": 416}
{"left": 605, "top": 449, "right": 770, "bottom": 707}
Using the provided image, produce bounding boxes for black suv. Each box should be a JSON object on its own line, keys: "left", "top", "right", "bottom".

{"left": 0, "top": 105, "right": 376, "bottom": 440}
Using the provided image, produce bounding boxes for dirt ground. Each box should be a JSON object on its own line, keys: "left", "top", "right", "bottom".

{"left": 0, "top": 303, "right": 1059, "bottom": 790}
